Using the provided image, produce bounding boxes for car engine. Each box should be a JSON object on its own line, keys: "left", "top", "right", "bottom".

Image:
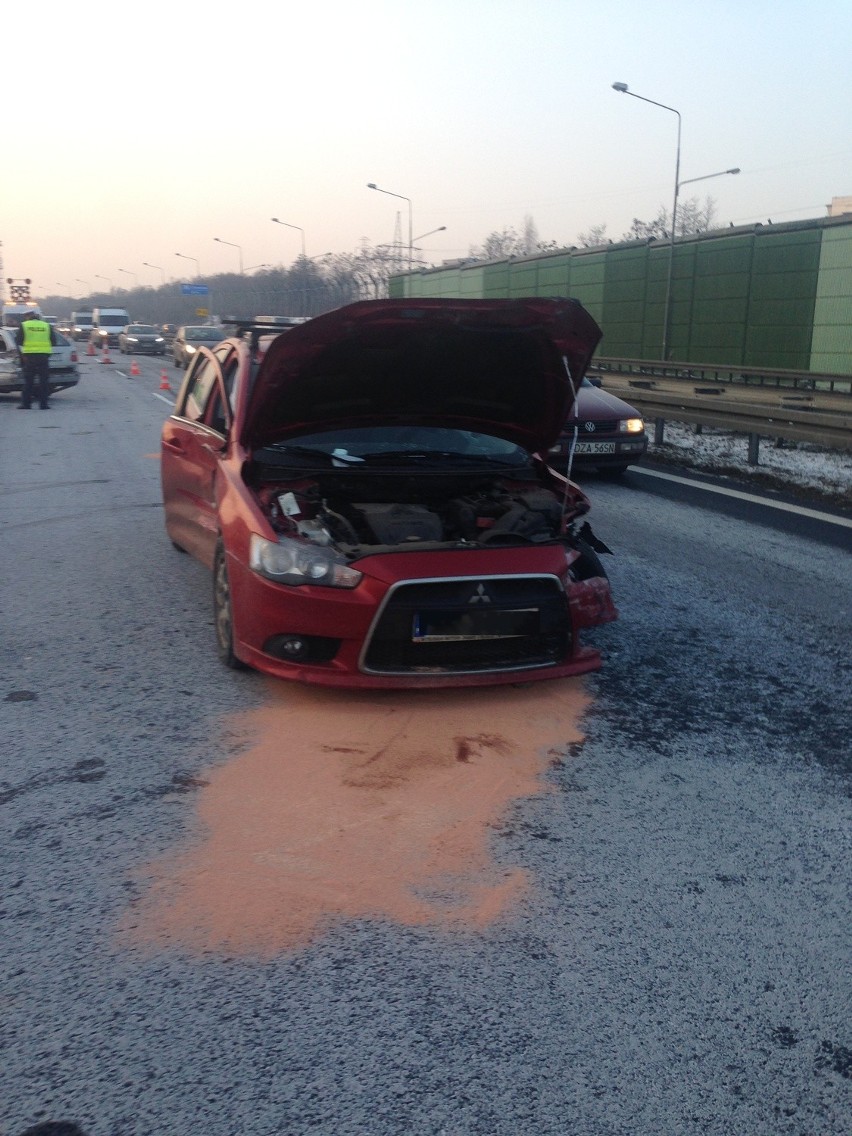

{"left": 254, "top": 473, "right": 580, "bottom": 556}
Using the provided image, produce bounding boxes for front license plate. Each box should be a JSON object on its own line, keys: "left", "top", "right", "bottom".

{"left": 573, "top": 441, "right": 616, "bottom": 455}
{"left": 412, "top": 608, "right": 539, "bottom": 642}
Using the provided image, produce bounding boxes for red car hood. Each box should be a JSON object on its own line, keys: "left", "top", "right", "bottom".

{"left": 241, "top": 298, "right": 602, "bottom": 453}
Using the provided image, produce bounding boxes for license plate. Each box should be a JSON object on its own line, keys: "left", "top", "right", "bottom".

{"left": 412, "top": 608, "right": 539, "bottom": 642}
{"left": 573, "top": 441, "right": 616, "bottom": 455}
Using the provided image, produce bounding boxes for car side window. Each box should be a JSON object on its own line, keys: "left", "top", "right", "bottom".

{"left": 182, "top": 356, "right": 219, "bottom": 423}
{"left": 208, "top": 387, "right": 228, "bottom": 436}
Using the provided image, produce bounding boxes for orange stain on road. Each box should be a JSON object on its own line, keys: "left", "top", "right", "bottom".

{"left": 121, "top": 679, "right": 590, "bottom": 956}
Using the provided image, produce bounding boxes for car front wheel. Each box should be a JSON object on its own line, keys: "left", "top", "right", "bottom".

{"left": 213, "top": 541, "right": 248, "bottom": 669}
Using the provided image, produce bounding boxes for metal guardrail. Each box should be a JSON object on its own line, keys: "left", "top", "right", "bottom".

{"left": 592, "top": 357, "right": 852, "bottom": 395}
{"left": 589, "top": 359, "right": 852, "bottom": 462}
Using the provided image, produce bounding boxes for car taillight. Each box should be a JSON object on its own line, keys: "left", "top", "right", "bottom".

{"left": 71, "top": 350, "right": 78, "bottom": 362}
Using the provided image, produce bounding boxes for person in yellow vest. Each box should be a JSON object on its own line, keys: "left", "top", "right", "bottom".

{"left": 15, "top": 311, "right": 58, "bottom": 409}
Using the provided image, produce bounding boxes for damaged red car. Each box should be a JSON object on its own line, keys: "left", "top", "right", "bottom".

{"left": 160, "top": 298, "right": 617, "bottom": 688}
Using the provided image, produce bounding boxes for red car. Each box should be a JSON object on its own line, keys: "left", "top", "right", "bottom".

{"left": 160, "top": 299, "right": 618, "bottom": 688}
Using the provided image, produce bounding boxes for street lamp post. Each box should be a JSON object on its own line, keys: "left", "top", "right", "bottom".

{"left": 143, "top": 262, "right": 166, "bottom": 286}
{"left": 367, "top": 183, "right": 413, "bottom": 271}
{"left": 95, "top": 274, "right": 113, "bottom": 292}
{"left": 679, "top": 168, "right": 741, "bottom": 193}
{"left": 271, "top": 219, "right": 306, "bottom": 259}
{"left": 76, "top": 279, "right": 90, "bottom": 293}
{"left": 118, "top": 268, "right": 137, "bottom": 288}
{"left": 413, "top": 226, "right": 446, "bottom": 243}
{"left": 175, "top": 252, "right": 200, "bottom": 278}
{"left": 214, "top": 237, "right": 244, "bottom": 274}
{"left": 245, "top": 263, "right": 272, "bottom": 273}
{"left": 612, "top": 82, "right": 682, "bottom": 359}
{"left": 412, "top": 227, "right": 446, "bottom": 264}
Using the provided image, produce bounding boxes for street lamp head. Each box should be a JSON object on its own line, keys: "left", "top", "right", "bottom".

{"left": 612, "top": 82, "right": 628, "bottom": 93}
{"left": 728, "top": 168, "right": 741, "bottom": 175}
{"left": 367, "top": 183, "right": 377, "bottom": 190}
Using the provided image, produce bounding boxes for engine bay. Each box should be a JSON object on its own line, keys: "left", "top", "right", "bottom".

{"left": 251, "top": 469, "right": 587, "bottom": 557}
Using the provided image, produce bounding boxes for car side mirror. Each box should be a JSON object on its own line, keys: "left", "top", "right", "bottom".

{"left": 588, "top": 376, "right": 602, "bottom": 388}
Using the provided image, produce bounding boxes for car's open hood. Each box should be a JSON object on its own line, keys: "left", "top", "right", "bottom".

{"left": 241, "top": 298, "right": 602, "bottom": 453}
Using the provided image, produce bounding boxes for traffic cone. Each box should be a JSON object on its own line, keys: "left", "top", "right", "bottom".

{"left": 159, "top": 370, "right": 171, "bottom": 392}
{"left": 100, "top": 344, "right": 113, "bottom": 365}
{"left": 86, "top": 340, "right": 96, "bottom": 356}
{"left": 129, "top": 360, "right": 140, "bottom": 376}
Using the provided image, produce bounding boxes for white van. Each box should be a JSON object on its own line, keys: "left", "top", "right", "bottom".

{"left": 70, "top": 310, "right": 94, "bottom": 341}
{"left": 2, "top": 301, "right": 42, "bottom": 329}
{"left": 91, "top": 307, "right": 130, "bottom": 347}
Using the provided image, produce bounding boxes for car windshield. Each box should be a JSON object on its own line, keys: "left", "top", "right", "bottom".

{"left": 100, "top": 315, "right": 127, "bottom": 326}
{"left": 129, "top": 325, "right": 157, "bottom": 334}
{"left": 186, "top": 328, "right": 221, "bottom": 341}
{"left": 259, "top": 426, "right": 532, "bottom": 467}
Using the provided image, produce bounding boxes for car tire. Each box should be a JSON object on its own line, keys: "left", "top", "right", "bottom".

{"left": 213, "top": 541, "right": 249, "bottom": 670}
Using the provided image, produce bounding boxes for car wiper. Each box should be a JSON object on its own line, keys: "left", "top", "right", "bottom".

{"left": 258, "top": 444, "right": 337, "bottom": 465}
{"left": 359, "top": 450, "right": 522, "bottom": 468}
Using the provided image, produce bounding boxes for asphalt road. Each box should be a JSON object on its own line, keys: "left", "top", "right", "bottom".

{"left": 1, "top": 357, "right": 850, "bottom": 1136}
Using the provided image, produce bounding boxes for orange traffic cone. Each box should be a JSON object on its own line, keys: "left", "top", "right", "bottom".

{"left": 129, "top": 359, "right": 140, "bottom": 376}
{"left": 86, "top": 340, "right": 96, "bottom": 356}
{"left": 159, "top": 370, "right": 171, "bottom": 392}
{"left": 100, "top": 344, "right": 113, "bottom": 365}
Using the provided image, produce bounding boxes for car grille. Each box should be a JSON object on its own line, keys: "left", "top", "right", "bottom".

{"left": 575, "top": 417, "right": 619, "bottom": 437}
{"left": 362, "top": 574, "right": 570, "bottom": 675}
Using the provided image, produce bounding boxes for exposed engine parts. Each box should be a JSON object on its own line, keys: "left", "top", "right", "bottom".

{"left": 257, "top": 476, "right": 577, "bottom": 554}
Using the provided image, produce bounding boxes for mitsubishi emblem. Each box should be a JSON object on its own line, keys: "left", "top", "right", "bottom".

{"left": 468, "top": 582, "right": 492, "bottom": 604}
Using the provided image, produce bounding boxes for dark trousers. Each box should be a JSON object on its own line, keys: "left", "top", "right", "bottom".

{"left": 21, "top": 355, "right": 51, "bottom": 408}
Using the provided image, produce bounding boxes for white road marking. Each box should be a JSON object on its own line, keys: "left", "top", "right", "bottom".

{"left": 633, "top": 465, "right": 852, "bottom": 529}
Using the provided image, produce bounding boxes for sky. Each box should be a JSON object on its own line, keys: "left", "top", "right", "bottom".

{"left": 3, "top": 0, "right": 851, "bottom": 301}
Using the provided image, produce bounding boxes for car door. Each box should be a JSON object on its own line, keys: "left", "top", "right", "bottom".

{"left": 161, "top": 350, "right": 232, "bottom": 568}
{"left": 0, "top": 330, "right": 21, "bottom": 392}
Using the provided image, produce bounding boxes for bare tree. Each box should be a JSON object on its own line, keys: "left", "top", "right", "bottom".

{"left": 576, "top": 195, "right": 719, "bottom": 247}
{"left": 620, "top": 195, "right": 718, "bottom": 241}
{"left": 577, "top": 223, "right": 608, "bottom": 248}
{"left": 468, "top": 216, "right": 557, "bottom": 261}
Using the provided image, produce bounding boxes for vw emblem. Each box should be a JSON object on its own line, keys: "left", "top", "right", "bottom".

{"left": 468, "top": 582, "right": 492, "bottom": 604}
{"left": 583, "top": 421, "right": 596, "bottom": 432}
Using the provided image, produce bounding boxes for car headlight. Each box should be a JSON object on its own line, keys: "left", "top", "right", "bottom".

{"left": 185, "top": 344, "right": 197, "bottom": 354}
{"left": 619, "top": 418, "right": 644, "bottom": 434}
{"left": 249, "top": 533, "right": 363, "bottom": 588}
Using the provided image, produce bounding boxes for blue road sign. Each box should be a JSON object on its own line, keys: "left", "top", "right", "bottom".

{"left": 181, "top": 284, "right": 209, "bottom": 295}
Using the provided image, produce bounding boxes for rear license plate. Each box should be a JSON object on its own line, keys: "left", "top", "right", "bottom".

{"left": 412, "top": 608, "right": 539, "bottom": 642}
{"left": 573, "top": 441, "right": 616, "bottom": 454}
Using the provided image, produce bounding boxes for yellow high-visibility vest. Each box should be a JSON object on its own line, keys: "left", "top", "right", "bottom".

{"left": 20, "top": 319, "right": 53, "bottom": 354}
